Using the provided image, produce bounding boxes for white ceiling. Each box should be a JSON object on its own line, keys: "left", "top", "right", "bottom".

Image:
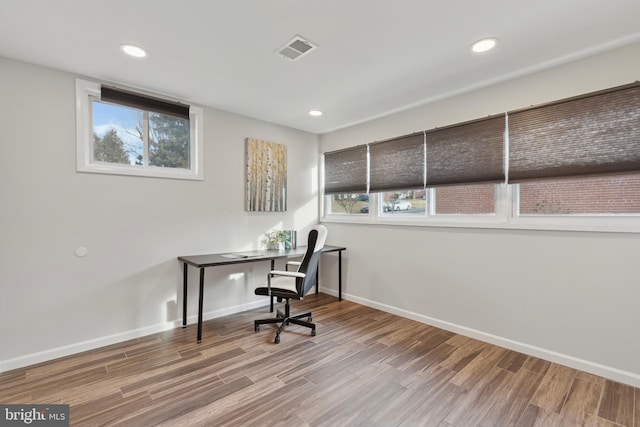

{"left": 1, "top": 0, "right": 640, "bottom": 134}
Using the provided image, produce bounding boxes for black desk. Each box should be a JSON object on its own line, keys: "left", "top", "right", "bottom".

{"left": 178, "top": 245, "right": 346, "bottom": 342}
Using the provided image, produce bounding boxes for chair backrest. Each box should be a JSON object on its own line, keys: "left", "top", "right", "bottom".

{"left": 296, "top": 225, "right": 328, "bottom": 297}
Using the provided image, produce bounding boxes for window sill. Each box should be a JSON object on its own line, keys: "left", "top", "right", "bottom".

{"left": 77, "top": 163, "right": 204, "bottom": 181}
{"left": 321, "top": 214, "right": 640, "bottom": 233}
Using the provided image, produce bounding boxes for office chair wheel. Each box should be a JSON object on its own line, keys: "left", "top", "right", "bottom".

{"left": 274, "top": 334, "right": 280, "bottom": 344}
{"left": 311, "top": 329, "right": 316, "bottom": 336}
{"left": 254, "top": 323, "right": 260, "bottom": 332}
{"left": 308, "top": 315, "right": 312, "bottom": 321}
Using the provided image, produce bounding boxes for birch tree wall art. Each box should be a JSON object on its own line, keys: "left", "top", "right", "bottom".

{"left": 246, "top": 138, "right": 287, "bottom": 211}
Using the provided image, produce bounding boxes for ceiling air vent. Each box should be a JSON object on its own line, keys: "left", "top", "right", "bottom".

{"left": 276, "top": 35, "right": 317, "bottom": 61}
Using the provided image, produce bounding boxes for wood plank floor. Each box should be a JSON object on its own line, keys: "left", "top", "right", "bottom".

{"left": 1, "top": 294, "right": 638, "bottom": 426}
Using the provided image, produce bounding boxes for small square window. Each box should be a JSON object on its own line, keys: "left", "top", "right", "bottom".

{"left": 76, "top": 79, "right": 203, "bottom": 180}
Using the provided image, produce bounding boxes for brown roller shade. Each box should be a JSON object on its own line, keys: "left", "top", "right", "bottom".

{"left": 369, "top": 132, "right": 425, "bottom": 192}
{"left": 101, "top": 86, "right": 190, "bottom": 120}
{"left": 324, "top": 145, "right": 368, "bottom": 194}
{"left": 508, "top": 82, "right": 640, "bottom": 182}
{"left": 426, "top": 115, "right": 505, "bottom": 186}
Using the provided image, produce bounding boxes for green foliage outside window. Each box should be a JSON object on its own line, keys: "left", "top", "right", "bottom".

{"left": 93, "top": 128, "right": 129, "bottom": 164}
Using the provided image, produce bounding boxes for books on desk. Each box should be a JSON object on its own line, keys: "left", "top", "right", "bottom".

{"left": 221, "top": 251, "right": 264, "bottom": 259}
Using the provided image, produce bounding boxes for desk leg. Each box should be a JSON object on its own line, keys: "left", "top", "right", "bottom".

{"left": 197, "top": 267, "right": 205, "bottom": 343}
{"left": 338, "top": 251, "right": 343, "bottom": 301}
{"left": 270, "top": 260, "right": 275, "bottom": 312}
{"left": 182, "top": 262, "right": 188, "bottom": 327}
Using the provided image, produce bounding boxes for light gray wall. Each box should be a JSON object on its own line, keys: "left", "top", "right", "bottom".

{"left": 0, "top": 57, "right": 319, "bottom": 369}
{"left": 319, "top": 42, "right": 640, "bottom": 387}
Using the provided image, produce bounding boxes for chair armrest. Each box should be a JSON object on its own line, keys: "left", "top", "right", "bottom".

{"left": 267, "top": 270, "right": 306, "bottom": 295}
{"left": 269, "top": 270, "right": 306, "bottom": 278}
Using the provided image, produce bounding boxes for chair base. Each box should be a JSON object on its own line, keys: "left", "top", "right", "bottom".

{"left": 254, "top": 299, "right": 316, "bottom": 344}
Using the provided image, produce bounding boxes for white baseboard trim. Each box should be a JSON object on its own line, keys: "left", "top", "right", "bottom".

{"left": 0, "top": 299, "right": 269, "bottom": 373}
{"left": 321, "top": 286, "right": 640, "bottom": 388}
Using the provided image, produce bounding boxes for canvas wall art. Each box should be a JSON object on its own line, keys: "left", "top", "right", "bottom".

{"left": 246, "top": 138, "right": 287, "bottom": 211}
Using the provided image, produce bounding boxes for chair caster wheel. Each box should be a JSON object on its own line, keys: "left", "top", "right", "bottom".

{"left": 308, "top": 316, "right": 312, "bottom": 321}
{"left": 274, "top": 334, "right": 280, "bottom": 344}
{"left": 311, "top": 330, "right": 316, "bottom": 337}
{"left": 254, "top": 324, "right": 260, "bottom": 332}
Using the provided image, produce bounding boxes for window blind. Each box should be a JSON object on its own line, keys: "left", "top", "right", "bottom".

{"left": 101, "top": 86, "right": 190, "bottom": 120}
{"left": 508, "top": 82, "right": 640, "bottom": 182}
{"left": 323, "top": 145, "right": 368, "bottom": 194}
{"left": 369, "top": 133, "right": 425, "bottom": 192}
{"left": 426, "top": 115, "right": 505, "bottom": 186}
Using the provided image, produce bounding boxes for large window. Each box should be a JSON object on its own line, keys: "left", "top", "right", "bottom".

{"left": 323, "top": 116, "right": 503, "bottom": 220}
{"left": 76, "top": 79, "right": 203, "bottom": 180}
{"left": 323, "top": 82, "right": 640, "bottom": 232}
{"left": 324, "top": 185, "right": 496, "bottom": 218}
{"left": 508, "top": 83, "right": 640, "bottom": 220}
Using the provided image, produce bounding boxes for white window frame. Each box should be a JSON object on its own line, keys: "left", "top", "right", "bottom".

{"left": 75, "top": 79, "right": 204, "bottom": 180}
{"left": 322, "top": 183, "right": 640, "bottom": 233}
{"left": 322, "top": 186, "right": 504, "bottom": 226}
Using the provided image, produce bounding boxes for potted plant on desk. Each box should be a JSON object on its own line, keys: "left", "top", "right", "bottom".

{"left": 263, "top": 230, "right": 291, "bottom": 250}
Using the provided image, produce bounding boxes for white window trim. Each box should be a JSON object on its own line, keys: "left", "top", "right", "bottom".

{"left": 506, "top": 184, "right": 640, "bottom": 233}
{"left": 322, "top": 184, "right": 640, "bottom": 233}
{"left": 75, "top": 79, "right": 204, "bottom": 180}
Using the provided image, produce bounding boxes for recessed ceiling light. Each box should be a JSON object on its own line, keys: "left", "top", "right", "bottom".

{"left": 120, "top": 44, "right": 147, "bottom": 58}
{"left": 309, "top": 110, "right": 323, "bottom": 117}
{"left": 471, "top": 38, "right": 497, "bottom": 53}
